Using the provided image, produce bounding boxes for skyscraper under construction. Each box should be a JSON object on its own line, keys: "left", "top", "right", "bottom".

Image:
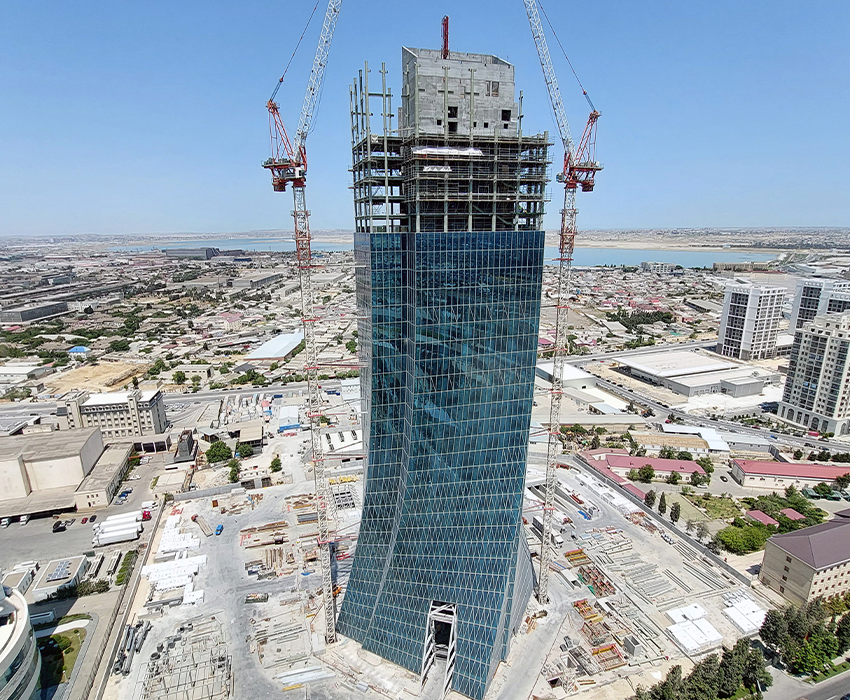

{"left": 337, "top": 43, "right": 550, "bottom": 700}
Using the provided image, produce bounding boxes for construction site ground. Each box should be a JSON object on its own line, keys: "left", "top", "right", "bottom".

{"left": 44, "top": 360, "right": 149, "bottom": 394}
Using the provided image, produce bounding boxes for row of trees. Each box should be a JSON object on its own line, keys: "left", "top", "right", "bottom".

{"left": 634, "top": 640, "right": 771, "bottom": 700}
{"left": 760, "top": 600, "right": 850, "bottom": 675}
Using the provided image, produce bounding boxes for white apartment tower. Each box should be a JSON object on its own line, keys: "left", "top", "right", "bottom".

{"left": 779, "top": 312, "right": 850, "bottom": 436}
{"left": 790, "top": 279, "right": 850, "bottom": 330}
{"left": 717, "top": 284, "right": 785, "bottom": 360}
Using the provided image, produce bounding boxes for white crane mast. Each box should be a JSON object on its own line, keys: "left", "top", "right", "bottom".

{"left": 523, "top": 0, "right": 583, "bottom": 605}
{"left": 265, "top": 0, "right": 344, "bottom": 644}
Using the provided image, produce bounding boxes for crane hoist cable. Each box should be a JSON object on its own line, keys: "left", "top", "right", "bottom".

{"left": 536, "top": 0, "right": 596, "bottom": 111}
{"left": 269, "top": 0, "right": 323, "bottom": 104}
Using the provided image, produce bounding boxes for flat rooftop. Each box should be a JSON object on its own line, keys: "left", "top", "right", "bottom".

{"left": 0, "top": 426, "right": 100, "bottom": 461}
{"left": 82, "top": 389, "right": 159, "bottom": 406}
{"left": 246, "top": 331, "right": 304, "bottom": 361}
{"left": 618, "top": 350, "right": 737, "bottom": 379}
{"left": 76, "top": 443, "right": 132, "bottom": 493}
{"left": 668, "top": 367, "right": 775, "bottom": 389}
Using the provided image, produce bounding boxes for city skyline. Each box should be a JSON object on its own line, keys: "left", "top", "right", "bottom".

{"left": 1, "top": 0, "right": 849, "bottom": 237}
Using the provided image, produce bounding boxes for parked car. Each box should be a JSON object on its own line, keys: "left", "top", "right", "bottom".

{"left": 719, "top": 475, "right": 728, "bottom": 482}
{"left": 52, "top": 521, "right": 66, "bottom": 533}
{"left": 0, "top": 518, "right": 10, "bottom": 528}
{"left": 90, "top": 514, "right": 97, "bottom": 523}
{"left": 81, "top": 517, "right": 88, "bottom": 524}
{"left": 215, "top": 524, "right": 224, "bottom": 536}
{"left": 20, "top": 515, "right": 29, "bottom": 526}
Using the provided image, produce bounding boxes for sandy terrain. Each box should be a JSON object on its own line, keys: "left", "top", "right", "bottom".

{"left": 44, "top": 361, "right": 149, "bottom": 394}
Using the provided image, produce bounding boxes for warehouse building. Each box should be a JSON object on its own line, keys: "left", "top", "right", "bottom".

{"left": 617, "top": 349, "right": 781, "bottom": 397}
{"left": 58, "top": 388, "right": 167, "bottom": 439}
{"left": 73, "top": 443, "right": 133, "bottom": 510}
{"left": 0, "top": 428, "right": 103, "bottom": 501}
{"left": 730, "top": 458, "right": 850, "bottom": 490}
{"left": 760, "top": 517, "right": 850, "bottom": 605}
{"left": 0, "top": 301, "right": 69, "bottom": 323}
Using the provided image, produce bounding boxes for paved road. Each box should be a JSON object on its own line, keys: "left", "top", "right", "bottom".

{"left": 765, "top": 665, "right": 850, "bottom": 700}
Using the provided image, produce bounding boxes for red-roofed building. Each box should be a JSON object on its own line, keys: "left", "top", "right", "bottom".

{"left": 746, "top": 510, "right": 779, "bottom": 527}
{"left": 730, "top": 459, "right": 850, "bottom": 489}
{"left": 581, "top": 450, "right": 705, "bottom": 483}
{"left": 779, "top": 508, "right": 806, "bottom": 521}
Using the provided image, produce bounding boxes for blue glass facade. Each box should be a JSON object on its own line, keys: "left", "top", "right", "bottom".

{"left": 338, "top": 229, "right": 543, "bottom": 699}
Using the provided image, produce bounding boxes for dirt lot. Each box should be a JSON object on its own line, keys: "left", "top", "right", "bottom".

{"left": 44, "top": 361, "right": 149, "bottom": 393}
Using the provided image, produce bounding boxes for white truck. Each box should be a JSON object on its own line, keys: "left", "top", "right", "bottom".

{"left": 93, "top": 525, "right": 141, "bottom": 547}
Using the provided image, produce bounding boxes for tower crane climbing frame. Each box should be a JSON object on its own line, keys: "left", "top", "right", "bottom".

{"left": 263, "top": 0, "right": 343, "bottom": 644}
{"left": 523, "top": 0, "right": 601, "bottom": 604}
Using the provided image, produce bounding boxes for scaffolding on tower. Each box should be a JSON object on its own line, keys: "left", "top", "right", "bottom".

{"left": 523, "top": 0, "right": 601, "bottom": 604}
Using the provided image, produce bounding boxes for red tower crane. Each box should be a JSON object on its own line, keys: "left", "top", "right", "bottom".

{"left": 263, "top": 0, "right": 343, "bottom": 644}
{"left": 523, "top": 0, "right": 601, "bottom": 604}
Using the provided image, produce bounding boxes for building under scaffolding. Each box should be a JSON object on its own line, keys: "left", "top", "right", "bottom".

{"left": 339, "top": 44, "right": 551, "bottom": 700}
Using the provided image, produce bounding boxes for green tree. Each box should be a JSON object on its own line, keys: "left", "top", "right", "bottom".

{"left": 666, "top": 471, "right": 681, "bottom": 485}
{"left": 676, "top": 450, "right": 693, "bottom": 461}
{"left": 659, "top": 445, "right": 677, "bottom": 459}
{"left": 173, "top": 370, "right": 186, "bottom": 385}
{"left": 637, "top": 465, "right": 655, "bottom": 483}
{"left": 228, "top": 459, "right": 240, "bottom": 483}
{"left": 644, "top": 490, "right": 656, "bottom": 508}
{"left": 695, "top": 456, "right": 715, "bottom": 474}
{"left": 685, "top": 518, "right": 695, "bottom": 534}
{"left": 695, "top": 521, "right": 710, "bottom": 542}
{"left": 206, "top": 441, "right": 232, "bottom": 464}
{"left": 813, "top": 482, "right": 833, "bottom": 497}
{"left": 742, "top": 647, "right": 772, "bottom": 692}
{"left": 345, "top": 339, "right": 357, "bottom": 354}
{"left": 793, "top": 449, "right": 804, "bottom": 460}
{"left": 690, "top": 471, "right": 706, "bottom": 486}
{"left": 658, "top": 492, "right": 667, "bottom": 515}
{"left": 759, "top": 608, "right": 788, "bottom": 651}
{"left": 670, "top": 502, "right": 681, "bottom": 524}
{"left": 109, "top": 338, "right": 130, "bottom": 352}
{"left": 717, "top": 640, "right": 748, "bottom": 697}
{"left": 836, "top": 612, "right": 850, "bottom": 654}
{"left": 590, "top": 433, "right": 601, "bottom": 449}
{"left": 835, "top": 473, "right": 850, "bottom": 491}
{"left": 270, "top": 456, "right": 282, "bottom": 473}
{"left": 236, "top": 443, "right": 254, "bottom": 458}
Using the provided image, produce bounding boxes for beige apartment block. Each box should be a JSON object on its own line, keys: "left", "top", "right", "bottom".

{"left": 760, "top": 514, "right": 850, "bottom": 605}
{"left": 58, "top": 388, "right": 167, "bottom": 439}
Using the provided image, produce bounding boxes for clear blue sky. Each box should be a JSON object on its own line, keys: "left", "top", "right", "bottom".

{"left": 1, "top": 0, "right": 847, "bottom": 236}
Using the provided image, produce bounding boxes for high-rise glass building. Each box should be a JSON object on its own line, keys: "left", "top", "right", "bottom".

{"left": 337, "top": 46, "right": 550, "bottom": 700}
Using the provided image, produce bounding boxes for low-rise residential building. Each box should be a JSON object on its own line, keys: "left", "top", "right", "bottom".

{"left": 59, "top": 389, "right": 167, "bottom": 439}
{"left": 580, "top": 448, "right": 706, "bottom": 482}
{"left": 730, "top": 458, "right": 850, "bottom": 490}
{"left": 629, "top": 431, "right": 712, "bottom": 458}
{"left": 760, "top": 517, "right": 850, "bottom": 605}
